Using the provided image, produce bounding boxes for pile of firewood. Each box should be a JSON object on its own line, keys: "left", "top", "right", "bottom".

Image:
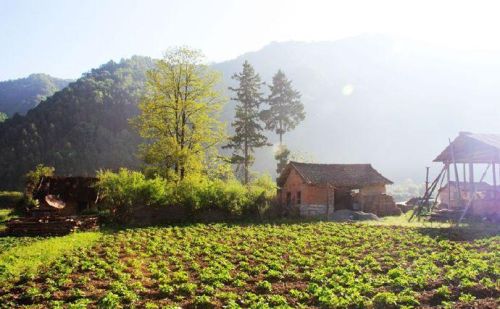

{"left": 6, "top": 215, "right": 98, "bottom": 236}
{"left": 359, "top": 194, "right": 402, "bottom": 217}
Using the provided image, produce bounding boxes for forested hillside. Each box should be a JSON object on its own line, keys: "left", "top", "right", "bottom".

{"left": 215, "top": 35, "right": 500, "bottom": 183}
{"left": 0, "top": 73, "right": 72, "bottom": 116}
{"left": 0, "top": 56, "right": 154, "bottom": 189}
{"left": 2, "top": 35, "right": 500, "bottom": 190}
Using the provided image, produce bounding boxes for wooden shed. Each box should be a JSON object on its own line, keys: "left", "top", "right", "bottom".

{"left": 431, "top": 132, "right": 500, "bottom": 220}
{"left": 30, "top": 176, "right": 99, "bottom": 216}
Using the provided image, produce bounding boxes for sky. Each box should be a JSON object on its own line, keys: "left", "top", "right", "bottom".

{"left": 1, "top": 0, "right": 500, "bottom": 80}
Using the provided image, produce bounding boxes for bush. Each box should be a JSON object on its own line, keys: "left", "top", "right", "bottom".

{"left": 96, "top": 169, "right": 277, "bottom": 223}
{"left": 96, "top": 169, "right": 168, "bottom": 222}
{"left": 25, "top": 164, "right": 55, "bottom": 194}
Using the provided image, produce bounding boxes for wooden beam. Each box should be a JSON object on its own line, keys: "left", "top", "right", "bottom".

{"left": 463, "top": 163, "right": 466, "bottom": 184}
{"left": 425, "top": 167, "right": 430, "bottom": 193}
{"left": 447, "top": 163, "right": 451, "bottom": 209}
{"left": 469, "top": 163, "right": 474, "bottom": 198}
{"left": 493, "top": 162, "right": 497, "bottom": 200}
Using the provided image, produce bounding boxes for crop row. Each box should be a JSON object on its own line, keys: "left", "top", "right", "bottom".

{"left": 0, "top": 222, "right": 498, "bottom": 308}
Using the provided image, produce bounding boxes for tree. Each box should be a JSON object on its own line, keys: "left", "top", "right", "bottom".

{"left": 0, "top": 112, "right": 6, "bottom": 123}
{"left": 25, "top": 164, "right": 55, "bottom": 185}
{"left": 224, "top": 61, "right": 269, "bottom": 184}
{"left": 134, "top": 47, "right": 226, "bottom": 180}
{"left": 274, "top": 144, "right": 290, "bottom": 175}
{"left": 25, "top": 164, "right": 55, "bottom": 195}
{"left": 261, "top": 70, "right": 305, "bottom": 145}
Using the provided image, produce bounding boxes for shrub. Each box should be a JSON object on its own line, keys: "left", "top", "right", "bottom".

{"left": 25, "top": 164, "right": 55, "bottom": 194}
{"left": 96, "top": 169, "right": 168, "bottom": 222}
{"left": 96, "top": 169, "right": 277, "bottom": 222}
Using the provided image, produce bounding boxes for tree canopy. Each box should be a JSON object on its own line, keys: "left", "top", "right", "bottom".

{"left": 0, "top": 73, "right": 72, "bottom": 116}
{"left": 224, "top": 61, "right": 269, "bottom": 184}
{"left": 134, "top": 48, "right": 226, "bottom": 180}
{"left": 0, "top": 56, "right": 154, "bottom": 190}
{"left": 261, "top": 70, "right": 305, "bottom": 145}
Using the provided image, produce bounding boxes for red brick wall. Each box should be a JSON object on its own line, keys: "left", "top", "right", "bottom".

{"left": 280, "top": 168, "right": 329, "bottom": 206}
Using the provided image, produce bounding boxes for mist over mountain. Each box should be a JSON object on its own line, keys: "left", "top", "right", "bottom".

{"left": 1, "top": 34, "right": 500, "bottom": 189}
{"left": 216, "top": 34, "right": 500, "bottom": 183}
{"left": 0, "top": 73, "right": 72, "bottom": 116}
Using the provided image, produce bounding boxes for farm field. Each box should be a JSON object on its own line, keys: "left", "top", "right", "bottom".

{"left": 0, "top": 222, "right": 499, "bottom": 308}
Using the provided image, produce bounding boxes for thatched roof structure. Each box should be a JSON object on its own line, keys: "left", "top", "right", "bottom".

{"left": 434, "top": 132, "right": 500, "bottom": 163}
{"left": 277, "top": 161, "right": 393, "bottom": 187}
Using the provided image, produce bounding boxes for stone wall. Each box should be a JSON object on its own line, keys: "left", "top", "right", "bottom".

{"left": 299, "top": 204, "right": 334, "bottom": 218}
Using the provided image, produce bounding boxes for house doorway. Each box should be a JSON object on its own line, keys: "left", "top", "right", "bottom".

{"left": 334, "top": 187, "right": 353, "bottom": 210}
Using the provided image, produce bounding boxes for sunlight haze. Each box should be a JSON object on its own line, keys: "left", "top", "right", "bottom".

{"left": 1, "top": 0, "right": 500, "bottom": 80}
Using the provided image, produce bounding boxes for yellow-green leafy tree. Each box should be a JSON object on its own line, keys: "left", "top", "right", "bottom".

{"left": 134, "top": 47, "right": 226, "bottom": 180}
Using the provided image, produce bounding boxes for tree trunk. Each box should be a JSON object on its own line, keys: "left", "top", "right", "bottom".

{"left": 244, "top": 140, "right": 249, "bottom": 184}
{"left": 279, "top": 119, "right": 283, "bottom": 145}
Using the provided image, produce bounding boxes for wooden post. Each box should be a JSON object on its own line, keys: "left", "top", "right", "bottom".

{"left": 463, "top": 163, "right": 467, "bottom": 185}
{"left": 446, "top": 163, "right": 451, "bottom": 209}
{"left": 425, "top": 166, "right": 430, "bottom": 193}
{"left": 449, "top": 139, "right": 462, "bottom": 207}
{"left": 469, "top": 163, "right": 475, "bottom": 206}
{"left": 493, "top": 162, "right": 497, "bottom": 200}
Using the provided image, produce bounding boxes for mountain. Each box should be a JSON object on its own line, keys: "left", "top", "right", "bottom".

{"left": 0, "top": 73, "right": 73, "bottom": 116}
{"left": 0, "top": 56, "right": 154, "bottom": 189}
{"left": 2, "top": 34, "right": 500, "bottom": 190}
{"left": 215, "top": 35, "right": 500, "bottom": 184}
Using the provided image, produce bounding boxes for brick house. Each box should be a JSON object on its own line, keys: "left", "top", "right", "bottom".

{"left": 277, "top": 161, "right": 399, "bottom": 218}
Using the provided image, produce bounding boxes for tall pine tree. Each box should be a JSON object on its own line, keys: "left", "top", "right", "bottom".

{"left": 224, "top": 61, "right": 269, "bottom": 184}
{"left": 261, "top": 70, "right": 305, "bottom": 145}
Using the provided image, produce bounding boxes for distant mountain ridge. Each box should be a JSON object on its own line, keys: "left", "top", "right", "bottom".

{"left": 215, "top": 35, "right": 500, "bottom": 183}
{"left": 1, "top": 34, "right": 500, "bottom": 189}
{"left": 0, "top": 57, "right": 154, "bottom": 189}
{"left": 0, "top": 73, "right": 73, "bottom": 116}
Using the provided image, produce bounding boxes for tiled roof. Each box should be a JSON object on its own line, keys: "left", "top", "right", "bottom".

{"left": 278, "top": 161, "right": 393, "bottom": 187}
{"left": 434, "top": 132, "right": 500, "bottom": 163}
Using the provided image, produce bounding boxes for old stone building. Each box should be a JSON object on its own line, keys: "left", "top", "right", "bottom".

{"left": 277, "top": 161, "right": 399, "bottom": 218}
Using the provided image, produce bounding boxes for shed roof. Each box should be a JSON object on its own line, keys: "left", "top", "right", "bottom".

{"left": 439, "top": 181, "right": 492, "bottom": 192}
{"left": 434, "top": 132, "right": 500, "bottom": 163}
{"left": 277, "top": 161, "right": 393, "bottom": 187}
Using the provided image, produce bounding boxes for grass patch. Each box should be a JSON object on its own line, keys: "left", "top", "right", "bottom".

{"left": 0, "top": 191, "right": 23, "bottom": 209}
{"left": 0, "top": 231, "right": 101, "bottom": 283}
{"left": 0, "top": 209, "right": 18, "bottom": 232}
{"left": 364, "top": 212, "right": 452, "bottom": 228}
{"left": 0, "top": 209, "right": 15, "bottom": 222}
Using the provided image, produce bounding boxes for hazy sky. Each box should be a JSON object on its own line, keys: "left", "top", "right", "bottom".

{"left": 1, "top": 0, "right": 500, "bottom": 80}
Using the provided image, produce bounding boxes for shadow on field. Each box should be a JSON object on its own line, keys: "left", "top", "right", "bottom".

{"left": 414, "top": 224, "right": 500, "bottom": 241}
